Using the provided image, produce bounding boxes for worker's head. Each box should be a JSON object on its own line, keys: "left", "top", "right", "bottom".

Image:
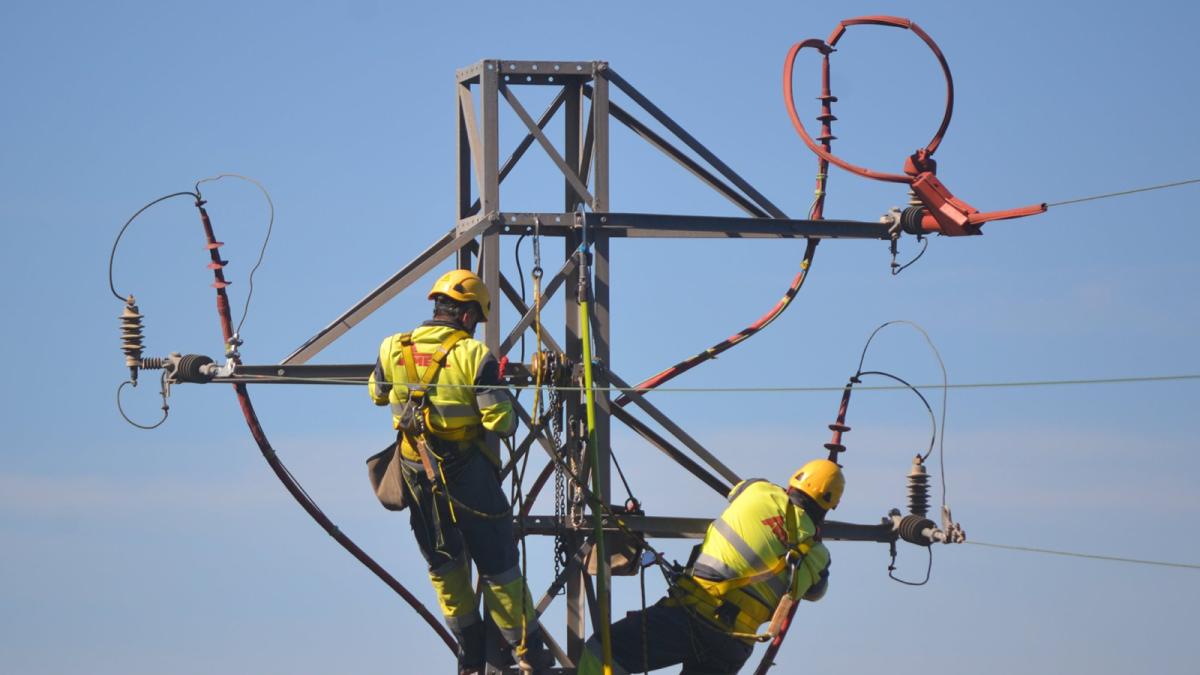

{"left": 429, "top": 269, "right": 490, "bottom": 334}
{"left": 787, "top": 458, "right": 845, "bottom": 521}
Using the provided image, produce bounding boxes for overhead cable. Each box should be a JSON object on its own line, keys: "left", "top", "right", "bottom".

{"left": 1047, "top": 177, "right": 1200, "bottom": 208}
{"left": 967, "top": 541, "right": 1200, "bottom": 571}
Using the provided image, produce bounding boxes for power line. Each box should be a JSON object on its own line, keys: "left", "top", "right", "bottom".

{"left": 967, "top": 541, "right": 1200, "bottom": 571}
{"left": 228, "top": 372, "right": 1200, "bottom": 391}
{"left": 1047, "top": 177, "right": 1200, "bottom": 208}
{"left": 903, "top": 373, "right": 1200, "bottom": 391}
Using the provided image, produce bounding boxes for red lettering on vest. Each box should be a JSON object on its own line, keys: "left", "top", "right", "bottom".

{"left": 762, "top": 515, "right": 788, "bottom": 545}
{"left": 397, "top": 352, "right": 433, "bottom": 368}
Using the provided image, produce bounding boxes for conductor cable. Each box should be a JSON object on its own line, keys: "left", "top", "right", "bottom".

{"left": 968, "top": 541, "right": 1200, "bottom": 570}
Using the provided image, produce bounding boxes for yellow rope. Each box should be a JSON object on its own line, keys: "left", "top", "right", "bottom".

{"left": 531, "top": 272, "right": 544, "bottom": 425}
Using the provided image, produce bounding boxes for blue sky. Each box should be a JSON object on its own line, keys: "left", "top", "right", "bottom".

{"left": 2, "top": 1, "right": 1198, "bottom": 673}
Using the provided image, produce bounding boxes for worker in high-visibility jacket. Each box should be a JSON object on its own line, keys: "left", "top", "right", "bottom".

{"left": 368, "top": 269, "right": 552, "bottom": 675}
{"left": 578, "top": 458, "right": 844, "bottom": 675}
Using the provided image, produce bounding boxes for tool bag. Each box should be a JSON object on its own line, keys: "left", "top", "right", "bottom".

{"left": 366, "top": 438, "right": 409, "bottom": 511}
{"left": 365, "top": 330, "right": 468, "bottom": 511}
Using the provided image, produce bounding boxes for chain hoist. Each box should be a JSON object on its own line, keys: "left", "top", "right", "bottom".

{"left": 530, "top": 349, "right": 574, "bottom": 589}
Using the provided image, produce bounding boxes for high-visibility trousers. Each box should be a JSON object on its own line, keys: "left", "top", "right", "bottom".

{"left": 402, "top": 451, "right": 537, "bottom": 655}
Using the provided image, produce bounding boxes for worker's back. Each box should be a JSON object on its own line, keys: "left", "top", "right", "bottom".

{"left": 680, "top": 479, "right": 829, "bottom": 636}
{"left": 369, "top": 322, "right": 513, "bottom": 465}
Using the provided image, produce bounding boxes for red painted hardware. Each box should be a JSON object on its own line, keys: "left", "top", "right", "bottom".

{"left": 784, "top": 15, "right": 1046, "bottom": 236}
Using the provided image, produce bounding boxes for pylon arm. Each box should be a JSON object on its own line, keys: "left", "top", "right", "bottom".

{"left": 518, "top": 513, "right": 951, "bottom": 544}
{"left": 190, "top": 360, "right": 539, "bottom": 385}
{"left": 501, "top": 211, "right": 891, "bottom": 240}
{"left": 213, "top": 362, "right": 374, "bottom": 384}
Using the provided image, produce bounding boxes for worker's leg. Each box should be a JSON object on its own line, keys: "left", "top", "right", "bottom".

{"left": 403, "top": 461, "right": 484, "bottom": 669}
{"left": 578, "top": 599, "right": 706, "bottom": 675}
{"left": 678, "top": 616, "right": 754, "bottom": 675}
{"left": 443, "top": 452, "right": 541, "bottom": 652}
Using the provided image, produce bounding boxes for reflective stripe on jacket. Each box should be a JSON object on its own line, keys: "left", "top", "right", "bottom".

{"left": 368, "top": 322, "right": 515, "bottom": 462}
{"left": 677, "top": 478, "right": 830, "bottom": 637}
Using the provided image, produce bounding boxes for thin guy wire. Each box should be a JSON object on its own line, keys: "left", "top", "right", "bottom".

{"left": 219, "top": 372, "right": 1200, "bottom": 391}
{"left": 194, "top": 174, "right": 275, "bottom": 337}
{"left": 1047, "top": 177, "right": 1200, "bottom": 208}
{"left": 608, "top": 443, "right": 636, "bottom": 503}
{"left": 967, "top": 541, "right": 1200, "bottom": 570}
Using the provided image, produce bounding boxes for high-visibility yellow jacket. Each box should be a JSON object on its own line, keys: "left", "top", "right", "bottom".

{"left": 368, "top": 322, "right": 516, "bottom": 464}
{"left": 674, "top": 478, "right": 831, "bottom": 638}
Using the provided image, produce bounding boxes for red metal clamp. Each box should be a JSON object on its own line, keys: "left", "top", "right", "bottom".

{"left": 784, "top": 15, "right": 1045, "bottom": 236}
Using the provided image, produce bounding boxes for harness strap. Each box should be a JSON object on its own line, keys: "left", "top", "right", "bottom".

{"left": 399, "top": 330, "right": 469, "bottom": 394}
{"left": 397, "top": 330, "right": 469, "bottom": 482}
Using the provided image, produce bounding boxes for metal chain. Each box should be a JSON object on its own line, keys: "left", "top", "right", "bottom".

{"left": 549, "top": 385, "right": 570, "bottom": 592}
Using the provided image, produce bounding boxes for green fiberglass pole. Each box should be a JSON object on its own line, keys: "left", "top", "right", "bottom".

{"left": 579, "top": 249, "right": 612, "bottom": 674}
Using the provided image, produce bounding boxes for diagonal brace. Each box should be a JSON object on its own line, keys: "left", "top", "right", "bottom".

{"left": 498, "top": 255, "right": 579, "bottom": 357}
{"left": 500, "top": 82, "right": 595, "bottom": 208}
{"left": 607, "top": 370, "right": 742, "bottom": 486}
{"left": 603, "top": 67, "right": 788, "bottom": 219}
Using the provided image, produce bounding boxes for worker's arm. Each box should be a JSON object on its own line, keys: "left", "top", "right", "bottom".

{"left": 368, "top": 337, "right": 394, "bottom": 405}
{"left": 802, "top": 549, "right": 830, "bottom": 601}
{"left": 474, "top": 353, "right": 516, "bottom": 437}
{"left": 795, "top": 542, "right": 831, "bottom": 601}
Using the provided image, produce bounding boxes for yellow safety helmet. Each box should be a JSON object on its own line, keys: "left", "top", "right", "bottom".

{"left": 788, "top": 459, "right": 845, "bottom": 511}
{"left": 428, "top": 269, "right": 491, "bottom": 319}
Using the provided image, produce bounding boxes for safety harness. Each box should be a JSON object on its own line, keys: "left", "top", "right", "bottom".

{"left": 394, "top": 330, "right": 472, "bottom": 512}
{"left": 393, "top": 329, "right": 518, "bottom": 526}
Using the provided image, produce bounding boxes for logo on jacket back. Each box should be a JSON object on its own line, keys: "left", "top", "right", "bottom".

{"left": 397, "top": 353, "right": 448, "bottom": 369}
{"left": 761, "top": 515, "right": 788, "bottom": 545}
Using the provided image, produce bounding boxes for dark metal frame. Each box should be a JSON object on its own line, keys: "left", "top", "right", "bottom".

{"left": 265, "top": 59, "right": 898, "bottom": 668}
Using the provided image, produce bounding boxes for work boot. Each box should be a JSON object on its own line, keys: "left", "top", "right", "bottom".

{"left": 513, "top": 630, "right": 556, "bottom": 674}
{"left": 457, "top": 621, "right": 486, "bottom": 675}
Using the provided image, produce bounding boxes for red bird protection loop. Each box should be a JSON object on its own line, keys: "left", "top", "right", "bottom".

{"left": 783, "top": 15, "right": 1046, "bottom": 236}
{"left": 784, "top": 16, "right": 954, "bottom": 185}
